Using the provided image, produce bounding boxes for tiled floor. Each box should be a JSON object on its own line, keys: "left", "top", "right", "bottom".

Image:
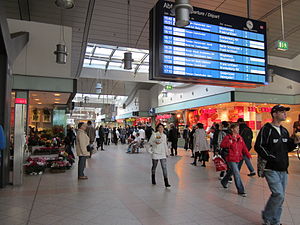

{"left": 1, "top": 145, "right": 300, "bottom": 225}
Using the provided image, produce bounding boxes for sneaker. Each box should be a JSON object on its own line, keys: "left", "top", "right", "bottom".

{"left": 221, "top": 181, "right": 228, "bottom": 189}
{"left": 78, "top": 176, "right": 88, "bottom": 180}
{"left": 228, "top": 178, "right": 233, "bottom": 183}
{"left": 201, "top": 164, "right": 206, "bottom": 167}
{"left": 190, "top": 162, "right": 196, "bottom": 166}
{"left": 248, "top": 172, "right": 256, "bottom": 176}
{"left": 238, "top": 192, "right": 247, "bottom": 197}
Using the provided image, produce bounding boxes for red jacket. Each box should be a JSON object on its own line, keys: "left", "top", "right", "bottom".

{"left": 220, "top": 134, "right": 251, "bottom": 162}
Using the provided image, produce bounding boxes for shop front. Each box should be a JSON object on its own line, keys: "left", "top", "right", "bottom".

{"left": 186, "top": 102, "right": 300, "bottom": 136}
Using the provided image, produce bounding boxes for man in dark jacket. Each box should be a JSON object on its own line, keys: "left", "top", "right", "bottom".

{"left": 145, "top": 124, "right": 154, "bottom": 142}
{"left": 98, "top": 125, "right": 105, "bottom": 151}
{"left": 237, "top": 118, "right": 255, "bottom": 176}
{"left": 255, "top": 105, "right": 297, "bottom": 225}
{"left": 168, "top": 123, "right": 179, "bottom": 156}
{"left": 183, "top": 125, "right": 190, "bottom": 151}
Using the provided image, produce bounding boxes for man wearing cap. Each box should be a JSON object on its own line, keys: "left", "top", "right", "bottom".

{"left": 255, "top": 105, "right": 297, "bottom": 225}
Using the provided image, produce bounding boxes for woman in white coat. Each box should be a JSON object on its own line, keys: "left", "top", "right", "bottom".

{"left": 148, "top": 123, "right": 171, "bottom": 187}
{"left": 191, "top": 123, "right": 210, "bottom": 167}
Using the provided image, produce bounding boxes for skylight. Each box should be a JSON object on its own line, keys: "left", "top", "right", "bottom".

{"left": 83, "top": 43, "right": 149, "bottom": 74}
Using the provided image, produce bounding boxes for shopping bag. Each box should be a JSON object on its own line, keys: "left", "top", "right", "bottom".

{"left": 212, "top": 155, "right": 227, "bottom": 172}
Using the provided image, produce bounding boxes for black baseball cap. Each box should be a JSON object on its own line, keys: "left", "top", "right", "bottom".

{"left": 271, "top": 105, "right": 290, "bottom": 114}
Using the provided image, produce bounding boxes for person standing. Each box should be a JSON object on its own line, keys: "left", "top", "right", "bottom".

{"left": 145, "top": 124, "right": 154, "bottom": 142}
{"left": 104, "top": 125, "right": 109, "bottom": 145}
{"left": 148, "top": 123, "right": 171, "bottom": 188}
{"left": 191, "top": 123, "right": 209, "bottom": 167}
{"left": 98, "top": 125, "right": 105, "bottom": 151}
{"left": 255, "top": 105, "right": 297, "bottom": 225}
{"left": 112, "top": 127, "right": 118, "bottom": 145}
{"left": 237, "top": 118, "right": 256, "bottom": 176}
{"left": 76, "top": 122, "right": 90, "bottom": 180}
{"left": 211, "top": 123, "right": 220, "bottom": 156}
{"left": 189, "top": 125, "right": 196, "bottom": 157}
{"left": 168, "top": 123, "right": 179, "bottom": 156}
{"left": 220, "top": 123, "right": 251, "bottom": 197}
{"left": 183, "top": 125, "right": 190, "bottom": 151}
{"left": 86, "top": 121, "right": 96, "bottom": 158}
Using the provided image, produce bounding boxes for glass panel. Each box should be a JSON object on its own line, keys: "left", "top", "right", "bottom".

{"left": 94, "top": 47, "right": 113, "bottom": 57}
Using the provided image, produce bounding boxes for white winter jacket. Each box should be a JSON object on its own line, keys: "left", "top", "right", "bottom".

{"left": 148, "top": 132, "right": 169, "bottom": 159}
{"left": 193, "top": 128, "right": 209, "bottom": 152}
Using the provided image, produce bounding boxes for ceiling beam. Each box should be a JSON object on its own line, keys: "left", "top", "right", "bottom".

{"left": 17, "top": 0, "right": 31, "bottom": 21}
{"left": 75, "top": 0, "right": 96, "bottom": 78}
{"left": 259, "top": 0, "right": 297, "bottom": 20}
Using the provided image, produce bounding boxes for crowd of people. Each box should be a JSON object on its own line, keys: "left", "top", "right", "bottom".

{"left": 68, "top": 105, "right": 299, "bottom": 225}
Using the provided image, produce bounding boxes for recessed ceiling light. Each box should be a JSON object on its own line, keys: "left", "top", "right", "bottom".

{"left": 37, "top": 102, "right": 42, "bottom": 105}
{"left": 32, "top": 94, "right": 38, "bottom": 97}
{"left": 35, "top": 99, "right": 40, "bottom": 101}
{"left": 54, "top": 94, "right": 61, "bottom": 97}
{"left": 55, "top": 98, "right": 60, "bottom": 101}
{"left": 54, "top": 102, "right": 60, "bottom": 104}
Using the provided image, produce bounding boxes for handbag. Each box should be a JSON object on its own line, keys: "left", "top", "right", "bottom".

{"left": 86, "top": 144, "right": 93, "bottom": 152}
{"left": 212, "top": 155, "right": 227, "bottom": 172}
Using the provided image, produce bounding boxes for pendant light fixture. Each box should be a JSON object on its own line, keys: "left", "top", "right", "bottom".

{"left": 54, "top": 6, "right": 72, "bottom": 64}
{"left": 123, "top": 0, "right": 133, "bottom": 70}
{"left": 172, "top": 0, "right": 193, "bottom": 27}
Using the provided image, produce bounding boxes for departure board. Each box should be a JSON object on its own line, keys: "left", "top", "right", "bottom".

{"left": 149, "top": 0, "right": 268, "bottom": 88}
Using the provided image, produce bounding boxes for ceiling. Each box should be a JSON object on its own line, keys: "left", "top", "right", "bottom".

{"left": 3, "top": 0, "right": 300, "bottom": 83}
{"left": 29, "top": 91, "right": 70, "bottom": 107}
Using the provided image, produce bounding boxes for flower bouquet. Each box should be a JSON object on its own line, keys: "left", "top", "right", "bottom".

{"left": 25, "top": 157, "right": 47, "bottom": 175}
{"left": 50, "top": 160, "right": 68, "bottom": 173}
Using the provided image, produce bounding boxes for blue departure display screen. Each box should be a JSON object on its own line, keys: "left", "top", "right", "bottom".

{"left": 150, "top": 0, "right": 268, "bottom": 87}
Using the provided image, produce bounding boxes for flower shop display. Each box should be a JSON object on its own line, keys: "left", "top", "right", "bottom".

{"left": 25, "top": 157, "right": 47, "bottom": 175}
{"left": 32, "top": 146, "right": 63, "bottom": 155}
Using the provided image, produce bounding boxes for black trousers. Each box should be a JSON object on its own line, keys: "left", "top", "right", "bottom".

{"left": 184, "top": 138, "right": 189, "bottom": 150}
{"left": 171, "top": 140, "right": 178, "bottom": 155}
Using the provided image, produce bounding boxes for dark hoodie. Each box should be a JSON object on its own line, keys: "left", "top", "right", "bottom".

{"left": 254, "top": 123, "right": 296, "bottom": 171}
{"left": 239, "top": 123, "right": 253, "bottom": 150}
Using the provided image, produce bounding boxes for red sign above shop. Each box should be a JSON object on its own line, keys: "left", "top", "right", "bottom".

{"left": 156, "top": 114, "right": 172, "bottom": 120}
{"left": 15, "top": 98, "right": 27, "bottom": 104}
{"left": 248, "top": 107, "right": 272, "bottom": 113}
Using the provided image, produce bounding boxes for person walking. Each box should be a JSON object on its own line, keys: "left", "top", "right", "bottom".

{"left": 86, "top": 120, "right": 96, "bottom": 158}
{"left": 168, "top": 123, "right": 179, "bottom": 156}
{"left": 237, "top": 118, "right": 256, "bottom": 176}
{"left": 191, "top": 123, "right": 210, "bottom": 167}
{"left": 220, "top": 123, "right": 251, "bottom": 197}
{"left": 76, "top": 122, "right": 90, "bottom": 180}
{"left": 183, "top": 125, "right": 190, "bottom": 151}
{"left": 218, "top": 121, "right": 231, "bottom": 180}
{"left": 148, "top": 123, "right": 171, "bottom": 187}
{"left": 254, "top": 105, "right": 297, "bottom": 225}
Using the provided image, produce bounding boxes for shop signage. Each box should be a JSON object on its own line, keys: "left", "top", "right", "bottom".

{"left": 156, "top": 114, "right": 172, "bottom": 120}
{"left": 165, "top": 85, "right": 173, "bottom": 90}
{"left": 276, "top": 40, "right": 288, "bottom": 51}
{"left": 248, "top": 106, "right": 271, "bottom": 113}
{"left": 15, "top": 98, "right": 27, "bottom": 104}
{"left": 194, "top": 108, "right": 217, "bottom": 115}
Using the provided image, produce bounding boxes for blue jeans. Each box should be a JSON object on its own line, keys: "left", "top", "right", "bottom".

{"left": 262, "top": 170, "right": 287, "bottom": 225}
{"left": 221, "top": 161, "right": 245, "bottom": 194}
{"left": 238, "top": 155, "right": 255, "bottom": 173}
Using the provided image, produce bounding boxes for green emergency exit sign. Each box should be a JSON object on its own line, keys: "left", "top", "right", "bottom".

{"left": 165, "top": 85, "right": 173, "bottom": 90}
{"left": 276, "top": 40, "right": 288, "bottom": 51}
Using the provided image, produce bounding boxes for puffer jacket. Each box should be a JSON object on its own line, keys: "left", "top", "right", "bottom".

{"left": 220, "top": 134, "right": 251, "bottom": 162}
